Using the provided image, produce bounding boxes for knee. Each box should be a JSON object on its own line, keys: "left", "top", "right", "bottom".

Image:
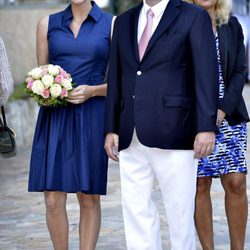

{"left": 79, "top": 195, "right": 100, "bottom": 210}
{"left": 45, "top": 195, "right": 65, "bottom": 213}
{"left": 196, "top": 178, "right": 212, "bottom": 196}
{"left": 224, "top": 178, "right": 247, "bottom": 197}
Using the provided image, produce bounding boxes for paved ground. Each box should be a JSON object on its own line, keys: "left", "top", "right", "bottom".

{"left": 1, "top": 87, "right": 250, "bottom": 250}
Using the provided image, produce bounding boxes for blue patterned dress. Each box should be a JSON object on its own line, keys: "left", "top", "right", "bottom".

{"left": 28, "top": 2, "right": 112, "bottom": 194}
{"left": 197, "top": 33, "right": 248, "bottom": 177}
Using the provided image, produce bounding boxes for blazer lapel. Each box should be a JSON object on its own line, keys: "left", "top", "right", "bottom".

{"left": 218, "top": 25, "right": 228, "bottom": 84}
{"left": 143, "top": 0, "right": 181, "bottom": 60}
{"left": 131, "top": 3, "right": 143, "bottom": 63}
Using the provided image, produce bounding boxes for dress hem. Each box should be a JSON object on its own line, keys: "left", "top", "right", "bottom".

{"left": 28, "top": 189, "right": 107, "bottom": 195}
{"left": 197, "top": 169, "right": 247, "bottom": 178}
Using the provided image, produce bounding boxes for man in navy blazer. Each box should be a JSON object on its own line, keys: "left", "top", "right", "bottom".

{"left": 105, "top": 0, "right": 219, "bottom": 249}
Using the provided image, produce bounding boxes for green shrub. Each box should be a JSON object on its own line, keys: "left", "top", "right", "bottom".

{"left": 9, "top": 84, "right": 29, "bottom": 101}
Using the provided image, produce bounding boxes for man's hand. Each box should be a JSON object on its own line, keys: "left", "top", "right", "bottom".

{"left": 104, "top": 133, "right": 119, "bottom": 162}
{"left": 194, "top": 132, "right": 215, "bottom": 159}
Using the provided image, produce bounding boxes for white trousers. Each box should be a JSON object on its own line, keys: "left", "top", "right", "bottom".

{"left": 119, "top": 131, "right": 198, "bottom": 250}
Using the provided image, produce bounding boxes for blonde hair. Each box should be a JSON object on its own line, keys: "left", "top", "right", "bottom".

{"left": 185, "top": 0, "right": 232, "bottom": 26}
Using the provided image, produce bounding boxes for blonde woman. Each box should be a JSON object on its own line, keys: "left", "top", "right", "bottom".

{"left": 185, "top": 0, "right": 249, "bottom": 249}
{"left": 28, "top": 1, "right": 114, "bottom": 249}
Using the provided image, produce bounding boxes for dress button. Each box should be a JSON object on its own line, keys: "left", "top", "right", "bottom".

{"left": 137, "top": 71, "right": 142, "bottom": 76}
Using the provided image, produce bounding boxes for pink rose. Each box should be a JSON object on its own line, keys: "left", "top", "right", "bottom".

{"left": 42, "top": 89, "right": 50, "bottom": 99}
{"left": 55, "top": 75, "right": 64, "bottom": 84}
{"left": 41, "top": 69, "right": 48, "bottom": 76}
{"left": 59, "top": 69, "right": 68, "bottom": 79}
{"left": 60, "top": 89, "right": 68, "bottom": 98}
{"left": 27, "top": 81, "right": 33, "bottom": 89}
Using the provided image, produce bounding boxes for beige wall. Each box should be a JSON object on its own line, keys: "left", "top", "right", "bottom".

{"left": 0, "top": 5, "right": 66, "bottom": 84}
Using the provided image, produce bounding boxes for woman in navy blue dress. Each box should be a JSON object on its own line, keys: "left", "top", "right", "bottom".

{"left": 28, "top": 1, "right": 114, "bottom": 249}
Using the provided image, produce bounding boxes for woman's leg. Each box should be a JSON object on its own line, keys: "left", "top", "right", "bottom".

{"left": 195, "top": 177, "right": 214, "bottom": 250}
{"left": 221, "top": 173, "right": 248, "bottom": 250}
{"left": 77, "top": 193, "right": 101, "bottom": 250}
{"left": 44, "top": 191, "right": 68, "bottom": 250}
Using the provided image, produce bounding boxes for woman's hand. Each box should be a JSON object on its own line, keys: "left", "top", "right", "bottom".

{"left": 216, "top": 109, "right": 226, "bottom": 127}
{"left": 67, "top": 85, "right": 95, "bottom": 104}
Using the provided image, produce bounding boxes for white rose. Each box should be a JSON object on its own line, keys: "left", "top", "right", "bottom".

{"left": 48, "top": 65, "right": 60, "bottom": 76}
{"left": 31, "top": 80, "right": 45, "bottom": 96}
{"left": 42, "top": 75, "right": 54, "bottom": 88}
{"left": 50, "top": 84, "right": 62, "bottom": 98}
{"left": 28, "top": 67, "right": 42, "bottom": 80}
{"left": 61, "top": 79, "right": 73, "bottom": 90}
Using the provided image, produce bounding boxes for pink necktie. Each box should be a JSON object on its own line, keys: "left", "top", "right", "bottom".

{"left": 138, "top": 8, "right": 154, "bottom": 61}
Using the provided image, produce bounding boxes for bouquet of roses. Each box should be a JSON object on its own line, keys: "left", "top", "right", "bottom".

{"left": 24, "top": 64, "right": 73, "bottom": 107}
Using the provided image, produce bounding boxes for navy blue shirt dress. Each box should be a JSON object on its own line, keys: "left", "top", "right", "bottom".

{"left": 28, "top": 2, "right": 112, "bottom": 194}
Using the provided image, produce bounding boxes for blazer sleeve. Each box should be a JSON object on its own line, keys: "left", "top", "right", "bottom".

{"left": 104, "top": 18, "right": 122, "bottom": 134}
{"left": 0, "top": 37, "right": 14, "bottom": 106}
{"left": 189, "top": 10, "right": 219, "bottom": 133}
{"left": 218, "top": 17, "right": 247, "bottom": 116}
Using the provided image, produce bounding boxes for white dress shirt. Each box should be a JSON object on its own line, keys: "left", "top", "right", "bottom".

{"left": 137, "top": 0, "right": 169, "bottom": 42}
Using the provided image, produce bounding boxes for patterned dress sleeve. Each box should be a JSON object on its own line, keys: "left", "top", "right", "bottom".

{"left": 0, "top": 37, "right": 14, "bottom": 106}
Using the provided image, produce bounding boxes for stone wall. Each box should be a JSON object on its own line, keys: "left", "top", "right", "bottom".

{"left": 0, "top": 5, "right": 65, "bottom": 84}
{"left": 5, "top": 99, "right": 39, "bottom": 149}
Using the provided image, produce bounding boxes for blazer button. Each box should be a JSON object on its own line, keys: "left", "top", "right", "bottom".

{"left": 132, "top": 95, "right": 135, "bottom": 99}
{"left": 137, "top": 71, "right": 142, "bottom": 76}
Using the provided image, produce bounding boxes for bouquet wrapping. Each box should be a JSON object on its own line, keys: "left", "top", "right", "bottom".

{"left": 24, "top": 64, "right": 73, "bottom": 107}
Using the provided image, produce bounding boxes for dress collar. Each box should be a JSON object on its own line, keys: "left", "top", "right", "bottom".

{"left": 63, "top": 1, "right": 102, "bottom": 24}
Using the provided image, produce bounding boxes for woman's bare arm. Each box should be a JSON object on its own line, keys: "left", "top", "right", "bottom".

{"left": 36, "top": 16, "right": 49, "bottom": 66}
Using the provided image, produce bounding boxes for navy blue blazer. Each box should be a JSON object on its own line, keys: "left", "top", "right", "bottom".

{"left": 218, "top": 16, "right": 249, "bottom": 125}
{"left": 105, "top": 0, "right": 219, "bottom": 151}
